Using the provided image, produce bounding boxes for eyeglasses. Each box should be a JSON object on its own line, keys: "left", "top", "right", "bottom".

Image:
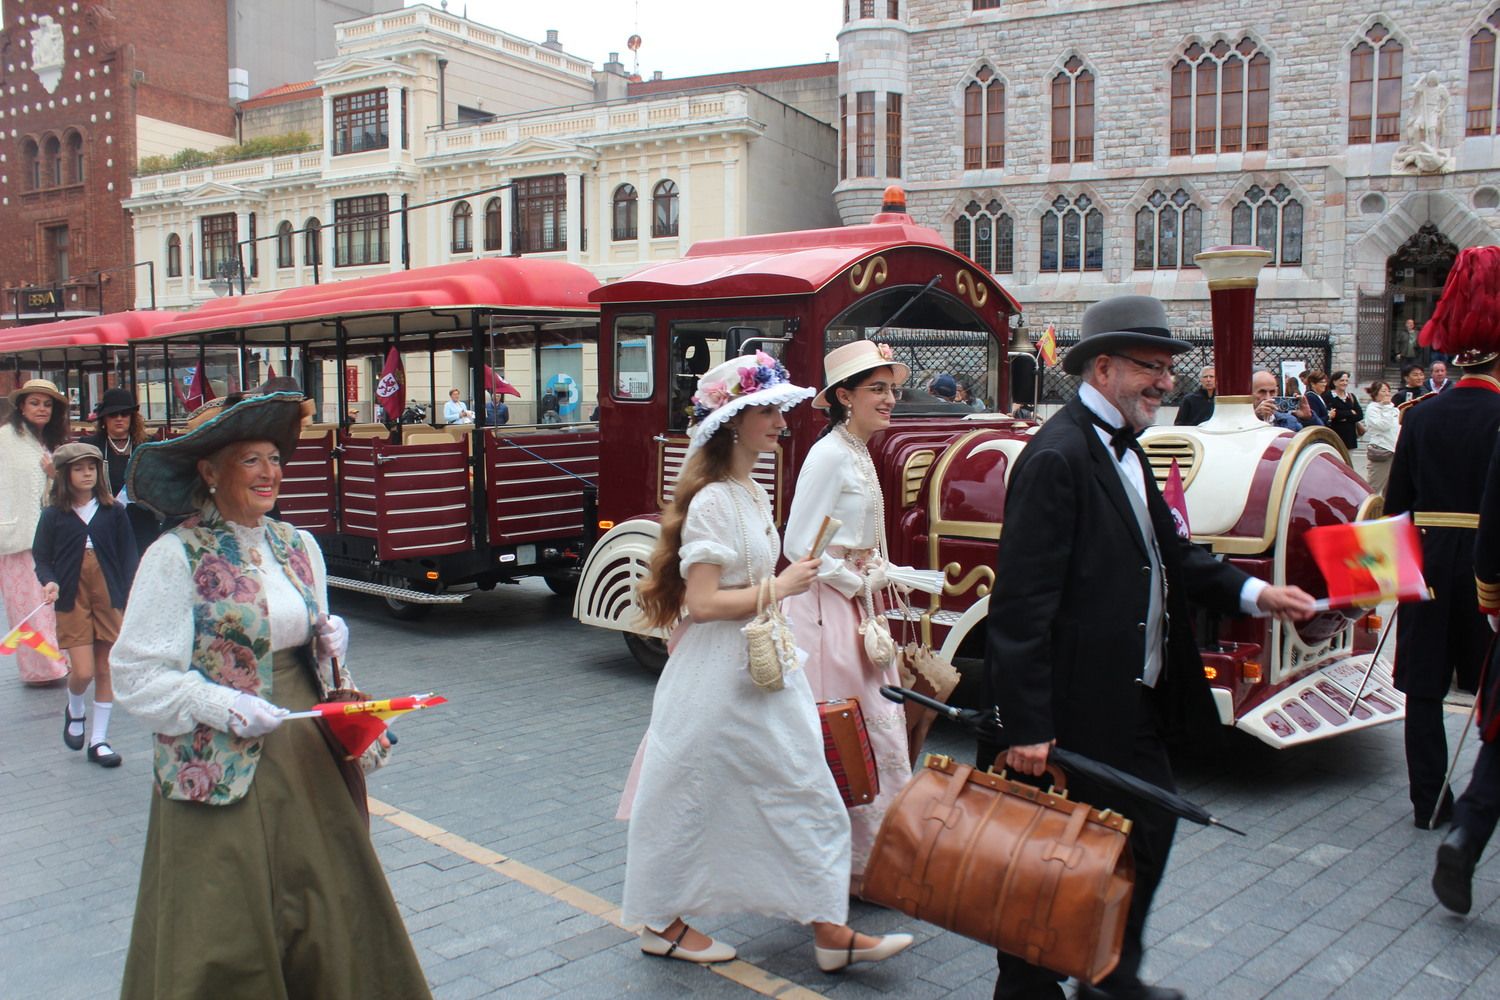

{"left": 856, "top": 382, "right": 905, "bottom": 400}
{"left": 1109, "top": 354, "right": 1177, "bottom": 379}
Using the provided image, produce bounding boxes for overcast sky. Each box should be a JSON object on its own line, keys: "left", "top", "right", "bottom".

{"left": 409, "top": 0, "right": 842, "bottom": 79}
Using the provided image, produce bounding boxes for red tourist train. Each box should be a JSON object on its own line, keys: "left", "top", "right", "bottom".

{"left": 572, "top": 194, "right": 1402, "bottom": 749}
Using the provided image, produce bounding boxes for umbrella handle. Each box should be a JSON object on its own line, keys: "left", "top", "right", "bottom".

{"left": 880, "top": 684, "right": 958, "bottom": 717}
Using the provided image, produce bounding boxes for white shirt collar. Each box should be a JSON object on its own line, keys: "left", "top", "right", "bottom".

{"left": 1079, "top": 382, "right": 1127, "bottom": 430}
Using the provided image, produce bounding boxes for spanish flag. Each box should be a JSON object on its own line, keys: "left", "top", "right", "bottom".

{"left": 0, "top": 624, "right": 63, "bottom": 662}
{"left": 1304, "top": 513, "right": 1429, "bottom": 611}
{"left": 285, "top": 693, "right": 447, "bottom": 756}
{"left": 1037, "top": 324, "right": 1059, "bottom": 367}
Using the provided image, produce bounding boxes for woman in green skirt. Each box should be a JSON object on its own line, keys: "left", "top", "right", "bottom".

{"left": 111, "top": 390, "right": 431, "bottom": 1000}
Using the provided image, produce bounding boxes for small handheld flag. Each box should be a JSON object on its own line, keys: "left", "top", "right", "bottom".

{"left": 0, "top": 602, "right": 64, "bottom": 663}
{"left": 1163, "top": 459, "right": 1191, "bottom": 540}
{"left": 1037, "top": 324, "right": 1059, "bottom": 368}
{"left": 1304, "top": 513, "right": 1429, "bottom": 611}
{"left": 284, "top": 693, "right": 447, "bottom": 756}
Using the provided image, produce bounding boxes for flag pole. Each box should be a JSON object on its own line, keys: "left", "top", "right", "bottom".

{"left": 2, "top": 601, "right": 52, "bottom": 638}
{"left": 1347, "top": 610, "right": 1398, "bottom": 715}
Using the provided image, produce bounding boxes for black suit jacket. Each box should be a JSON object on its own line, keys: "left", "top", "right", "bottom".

{"left": 984, "top": 398, "right": 1247, "bottom": 768}
{"left": 1173, "top": 388, "right": 1214, "bottom": 426}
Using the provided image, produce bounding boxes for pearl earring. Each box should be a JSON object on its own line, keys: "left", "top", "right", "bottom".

{"left": 732, "top": 427, "right": 740, "bottom": 443}
{"left": 208, "top": 485, "right": 217, "bottom": 494}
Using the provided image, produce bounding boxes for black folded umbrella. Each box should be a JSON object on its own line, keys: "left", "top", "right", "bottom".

{"left": 879, "top": 685, "right": 1244, "bottom": 836}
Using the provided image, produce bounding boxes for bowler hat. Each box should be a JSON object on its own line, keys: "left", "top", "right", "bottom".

{"left": 126, "top": 392, "right": 304, "bottom": 517}
{"left": 1062, "top": 296, "right": 1192, "bottom": 376}
{"left": 93, "top": 387, "right": 139, "bottom": 418}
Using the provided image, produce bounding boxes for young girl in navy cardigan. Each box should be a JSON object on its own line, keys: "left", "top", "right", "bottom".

{"left": 33, "top": 443, "right": 139, "bottom": 767}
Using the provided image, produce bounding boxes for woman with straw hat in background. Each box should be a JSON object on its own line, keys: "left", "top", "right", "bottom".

{"left": 0, "top": 378, "right": 69, "bottom": 684}
{"left": 623, "top": 352, "right": 913, "bottom": 972}
{"left": 782, "top": 340, "right": 917, "bottom": 895}
{"left": 109, "top": 390, "right": 430, "bottom": 999}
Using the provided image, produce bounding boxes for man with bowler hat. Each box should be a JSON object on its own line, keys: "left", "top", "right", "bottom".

{"left": 1386, "top": 246, "right": 1500, "bottom": 831}
{"left": 982, "top": 295, "right": 1315, "bottom": 1000}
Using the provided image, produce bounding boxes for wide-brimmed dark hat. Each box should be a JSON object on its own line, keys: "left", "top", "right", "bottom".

{"left": 93, "top": 387, "right": 139, "bottom": 418}
{"left": 126, "top": 392, "right": 303, "bottom": 517}
{"left": 1062, "top": 295, "right": 1192, "bottom": 376}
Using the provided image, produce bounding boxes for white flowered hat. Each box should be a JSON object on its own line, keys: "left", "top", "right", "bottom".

{"left": 812, "top": 340, "right": 912, "bottom": 409}
{"left": 687, "top": 352, "right": 814, "bottom": 452}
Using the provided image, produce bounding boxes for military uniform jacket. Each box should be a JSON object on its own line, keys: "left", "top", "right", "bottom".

{"left": 1385, "top": 376, "right": 1500, "bottom": 696}
{"left": 984, "top": 398, "right": 1247, "bottom": 768}
{"left": 1472, "top": 433, "right": 1500, "bottom": 741}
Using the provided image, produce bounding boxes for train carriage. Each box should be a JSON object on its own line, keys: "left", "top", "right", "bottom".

{"left": 574, "top": 191, "right": 1404, "bottom": 748}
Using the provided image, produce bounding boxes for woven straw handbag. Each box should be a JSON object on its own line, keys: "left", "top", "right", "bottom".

{"left": 743, "top": 577, "right": 796, "bottom": 691}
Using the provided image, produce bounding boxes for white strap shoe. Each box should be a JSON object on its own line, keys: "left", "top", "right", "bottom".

{"left": 639, "top": 926, "right": 736, "bottom": 964}
{"left": 815, "top": 932, "right": 914, "bottom": 972}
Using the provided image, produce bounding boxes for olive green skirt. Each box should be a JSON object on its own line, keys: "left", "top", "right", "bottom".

{"left": 121, "top": 649, "right": 432, "bottom": 1000}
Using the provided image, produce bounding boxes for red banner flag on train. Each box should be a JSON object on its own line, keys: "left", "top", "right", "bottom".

{"left": 375, "top": 346, "right": 405, "bottom": 422}
{"left": 181, "top": 366, "right": 216, "bottom": 413}
{"left": 1303, "top": 513, "right": 1429, "bottom": 611}
{"left": 484, "top": 365, "right": 520, "bottom": 397}
{"left": 284, "top": 693, "right": 448, "bottom": 757}
{"left": 1037, "top": 324, "right": 1058, "bottom": 367}
{"left": 1163, "top": 459, "right": 1191, "bottom": 539}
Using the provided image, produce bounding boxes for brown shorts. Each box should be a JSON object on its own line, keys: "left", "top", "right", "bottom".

{"left": 55, "top": 550, "right": 123, "bottom": 649}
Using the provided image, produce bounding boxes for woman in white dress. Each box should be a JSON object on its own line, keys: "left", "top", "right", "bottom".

{"left": 622, "top": 352, "right": 913, "bottom": 972}
{"left": 782, "top": 340, "right": 915, "bottom": 892}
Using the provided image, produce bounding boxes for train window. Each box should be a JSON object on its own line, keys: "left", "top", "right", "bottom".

{"left": 667, "top": 318, "right": 789, "bottom": 432}
{"left": 613, "top": 314, "right": 655, "bottom": 401}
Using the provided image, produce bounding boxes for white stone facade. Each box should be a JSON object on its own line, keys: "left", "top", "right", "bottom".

{"left": 838, "top": 0, "right": 1500, "bottom": 373}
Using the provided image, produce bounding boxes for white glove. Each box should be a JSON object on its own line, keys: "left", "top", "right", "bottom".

{"left": 315, "top": 614, "right": 349, "bottom": 663}
{"left": 227, "top": 692, "right": 289, "bottom": 738}
{"left": 1489, "top": 614, "right": 1499, "bottom": 635}
{"left": 863, "top": 557, "right": 890, "bottom": 594}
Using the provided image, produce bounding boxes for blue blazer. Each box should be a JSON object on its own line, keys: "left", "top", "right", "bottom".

{"left": 32, "top": 503, "right": 139, "bottom": 612}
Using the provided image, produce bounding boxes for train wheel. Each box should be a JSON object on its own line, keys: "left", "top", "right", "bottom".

{"left": 543, "top": 572, "right": 579, "bottom": 599}
{"left": 383, "top": 594, "right": 434, "bottom": 621}
{"left": 623, "top": 632, "right": 667, "bottom": 674}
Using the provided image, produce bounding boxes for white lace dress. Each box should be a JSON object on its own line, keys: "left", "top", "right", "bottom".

{"left": 620, "top": 481, "right": 851, "bottom": 929}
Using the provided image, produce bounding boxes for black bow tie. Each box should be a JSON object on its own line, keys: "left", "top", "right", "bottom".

{"left": 1089, "top": 412, "right": 1139, "bottom": 460}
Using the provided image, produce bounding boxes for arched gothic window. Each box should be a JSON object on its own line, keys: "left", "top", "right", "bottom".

{"left": 1051, "top": 56, "right": 1095, "bottom": 163}
{"left": 1134, "top": 189, "right": 1202, "bottom": 271}
{"left": 166, "top": 234, "right": 182, "bottom": 278}
{"left": 952, "top": 199, "right": 1014, "bottom": 274}
{"left": 1170, "top": 38, "right": 1270, "bottom": 155}
{"left": 1469, "top": 10, "right": 1500, "bottom": 135}
{"left": 1231, "top": 183, "right": 1303, "bottom": 267}
{"left": 304, "top": 217, "right": 322, "bottom": 267}
{"left": 65, "top": 131, "right": 84, "bottom": 183}
{"left": 964, "top": 66, "right": 1004, "bottom": 169}
{"left": 613, "top": 184, "right": 638, "bottom": 241}
{"left": 276, "top": 222, "right": 295, "bottom": 268}
{"left": 1039, "top": 194, "right": 1103, "bottom": 273}
{"left": 484, "top": 197, "right": 503, "bottom": 251}
{"left": 451, "top": 202, "right": 473, "bottom": 253}
{"left": 43, "top": 135, "right": 62, "bottom": 186}
{"left": 22, "top": 138, "right": 39, "bottom": 190}
{"left": 1350, "top": 24, "right": 1403, "bottom": 144}
{"left": 652, "top": 180, "right": 679, "bottom": 238}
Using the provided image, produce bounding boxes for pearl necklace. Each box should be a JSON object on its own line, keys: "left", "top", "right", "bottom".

{"left": 107, "top": 436, "right": 131, "bottom": 456}
{"left": 729, "top": 476, "right": 775, "bottom": 541}
{"left": 835, "top": 424, "right": 885, "bottom": 556}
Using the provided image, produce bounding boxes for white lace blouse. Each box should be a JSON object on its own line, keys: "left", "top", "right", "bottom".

{"left": 112, "top": 520, "right": 332, "bottom": 736}
{"left": 782, "top": 431, "right": 881, "bottom": 598}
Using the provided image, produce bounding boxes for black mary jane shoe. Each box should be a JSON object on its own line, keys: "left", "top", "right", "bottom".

{"left": 87, "top": 742, "right": 122, "bottom": 768}
{"left": 63, "top": 708, "right": 86, "bottom": 751}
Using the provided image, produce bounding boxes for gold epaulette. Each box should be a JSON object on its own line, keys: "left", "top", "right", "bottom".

{"left": 1414, "top": 512, "right": 1481, "bottom": 530}
{"left": 1397, "top": 392, "right": 1436, "bottom": 424}
{"left": 1478, "top": 576, "right": 1500, "bottom": 615}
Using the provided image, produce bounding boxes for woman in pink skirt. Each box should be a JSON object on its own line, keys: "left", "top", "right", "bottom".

{"left": 0, "top": 379, "right": 67, "bottom": 684}
{"left": 782, "top": 340, "right": 914, "bottom": 893}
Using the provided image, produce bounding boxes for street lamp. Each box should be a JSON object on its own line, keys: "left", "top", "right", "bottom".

{"left": 208, "top": 258, "right": 243, "bottom": 297}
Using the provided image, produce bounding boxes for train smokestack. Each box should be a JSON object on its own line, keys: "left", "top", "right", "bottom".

{"left": 1194, "top": 246, "right": 1272, "bottom": 401}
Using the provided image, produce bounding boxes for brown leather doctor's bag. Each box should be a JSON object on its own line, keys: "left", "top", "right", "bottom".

{"left": 863, "top": 755, "right": 1135, "bottom": 986}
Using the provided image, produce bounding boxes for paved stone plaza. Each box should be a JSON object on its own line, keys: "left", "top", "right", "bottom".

{"left": 4, "top": 581, "right": 1500, "bottom": 999}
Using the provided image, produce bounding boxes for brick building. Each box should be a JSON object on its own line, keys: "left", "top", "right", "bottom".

{"left": 837, "top": 1, "right": 1500, "bottom": 380}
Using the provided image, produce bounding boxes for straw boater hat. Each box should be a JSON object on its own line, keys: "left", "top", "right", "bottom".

{"left": 127, "top": 392, "right": 304, "bottom": 517}
{"left": 1061, "top": 295, "right": 1192, "bottom": 376}
{"left": 7, "top": 377, "right": 67, "bottom": 406}
{"left": 687, "top": 352, "right": 813, "bottom": 452}
{"left": 812, "top": 340, "right": 913, "bottom": 409}
{"left": 50, "top": 441, "right": 103, "bottom": 472}
{"left": 1422, "top": 245, "right": 1500, "bottom": 369}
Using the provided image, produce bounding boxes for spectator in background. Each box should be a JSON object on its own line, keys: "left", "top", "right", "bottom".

{"left": 1363, "top": 380, "right": 1399, "bottom": 494}
{"left": 1323, "top": 370, "right": 1364, "bottom": 451}
{"left": 540, "top": 389, "right": 561, "bottom": 424}
{"left": 928, "top": 374, "right": 960, "bottom": 403}
{"left": 443, "top": 388, "right": 475, "bottom": 425}
{"left": 1401, "top": 317, "right": 1421, "bottom": 362}
{"left": 1427, "top": 360, "right": 1453, "bottom": 395}
{"left": 954, "top": 378, "right": 987, "bottom": 412}
{"left": 1394, "top": 364, "right": 1429, "bottom": 406}
{"left": 1174, "top": 365, "right": 1216, "bottom": 426}
{"left": 1300, "top": 370, "right": 1330, "bottom": 427}
{"left": 486, "top": 391, "right": 510, "bottom": 426}
{"left": 1253, "top": 369, "right": 1308, "bottom": 430}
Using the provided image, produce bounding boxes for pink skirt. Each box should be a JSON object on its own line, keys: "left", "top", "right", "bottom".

{"left": 0, "top": 550, "right": 66, "bottom": 683}
{"left": 783, "top": 579, "right": 911, "bottom": 878}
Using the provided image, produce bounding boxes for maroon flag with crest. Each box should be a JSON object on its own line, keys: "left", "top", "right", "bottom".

{"left": 375, "top": 347, "right": 405, "bottom": 422}
{"left": 1163, "top": 458, "right": 1191, "bottom": 540}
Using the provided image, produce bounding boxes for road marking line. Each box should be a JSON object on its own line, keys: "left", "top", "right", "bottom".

{"left": 368, "top": 796, "right": 826, "bottom": 1000}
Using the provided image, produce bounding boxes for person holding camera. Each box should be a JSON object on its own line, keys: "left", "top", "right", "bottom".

{"left": 1252, "top": 370, "right": 1306, "bottom": 430}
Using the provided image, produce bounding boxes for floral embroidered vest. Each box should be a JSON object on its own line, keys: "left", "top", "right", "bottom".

{"left": 152, "top": 509, "right": 321, "bottom": 805}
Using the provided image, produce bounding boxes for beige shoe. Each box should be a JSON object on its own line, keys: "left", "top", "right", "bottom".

{"left": 639, "top": 926, "right": 737, "bottom": 964}
{"left": 814, "top": 932, "right": 914, "bottom": 972}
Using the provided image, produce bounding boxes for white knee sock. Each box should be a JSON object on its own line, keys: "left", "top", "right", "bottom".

{"left": 67, "top": 692, "right": 86, "bottom": 738}
{"left": 90, "top": 701, "right": 112, "bottom": 747}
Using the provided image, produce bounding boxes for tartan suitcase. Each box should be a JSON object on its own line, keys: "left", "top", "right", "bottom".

{"left": 818, "top": 697, "right": 879, "bottom": 806}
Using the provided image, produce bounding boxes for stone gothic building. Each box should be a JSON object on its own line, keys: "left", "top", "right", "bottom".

{"left": 836, "top": 0, "right": 1500, "bottom": 380}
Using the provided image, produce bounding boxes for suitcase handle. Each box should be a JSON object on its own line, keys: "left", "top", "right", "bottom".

{"left": 991, "top": 764, "right": 1069, "bottom": 797}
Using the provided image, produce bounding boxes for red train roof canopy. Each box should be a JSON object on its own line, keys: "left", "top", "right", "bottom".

{"left": 0, "top": 311, "right": 178, "bottom": 360}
